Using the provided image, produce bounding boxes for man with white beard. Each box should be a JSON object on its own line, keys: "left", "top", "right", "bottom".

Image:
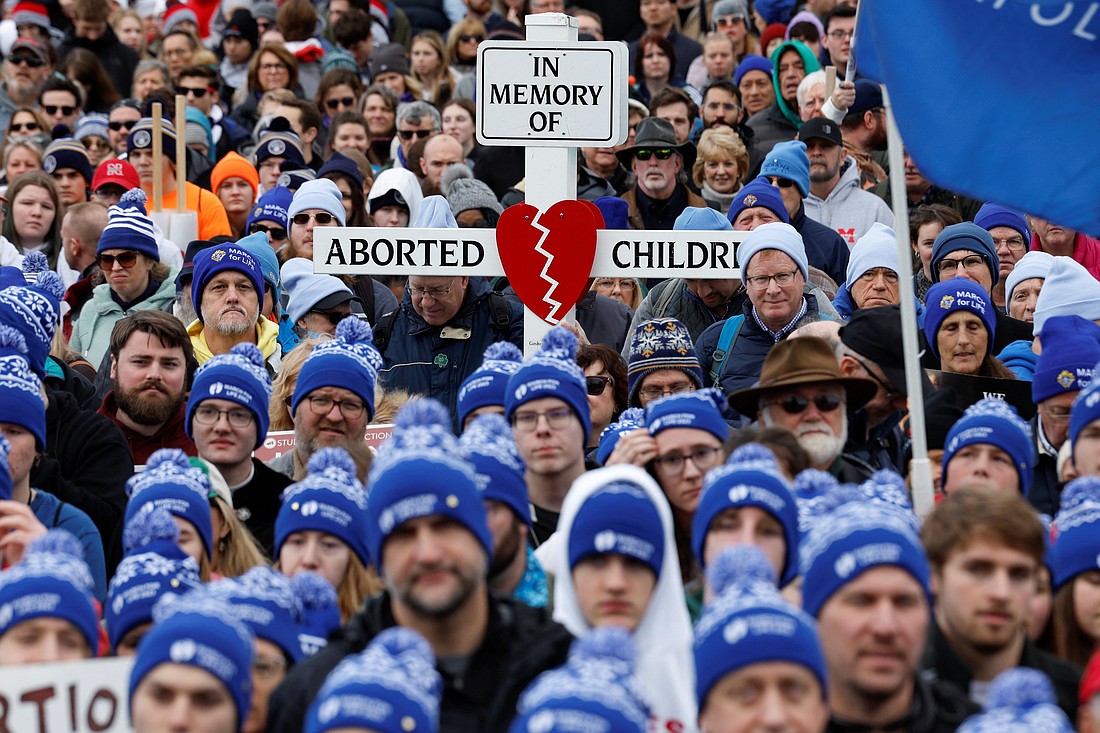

{"left": 729, "top": 336, "right": 879, "bottom": 481}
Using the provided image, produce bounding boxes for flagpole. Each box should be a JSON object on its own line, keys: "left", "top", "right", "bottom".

{"left": 882, "top": 86, "right": 933, "bottom": 517}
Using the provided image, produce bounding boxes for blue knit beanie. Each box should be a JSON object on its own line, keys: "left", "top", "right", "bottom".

{"left": 1032, "top": 316, "right": 1100, "bottom": 405}
{"left": 758, "top": 140, "right": 810, "bottom": 196}
{"left": 459, "top": 413, "right": 529, "bottom": 526}
{"left": 674, "top": 205, "right": 733, "bottom": 232}
{"left": 367, "top": 399, "right": 491, "bottom": 568}
{"left": 97, "top": 188, "right": 160, "bottom": 261}
{"left": 207, "top": 566, "right": 309, "bottom": 663}
{"left": 247, "top": 186, "right": 293, "bottom": 231}
{"left": 922, "top": 279, "right": 997, "bottom": 363}
{"left": 505, "top": 327, "right": 592, "bottom": 443}
{"left": 186, "top": 342, "right": 273, "bottom": 449}
{"left": 568, "top": 480, "right": 666, "bottom": 577}
{"left": 306, "top": 628, "right": 442, "bottom": 733}
{"left": 294, "top": 571, "right": 342, "bottom": 658}
{"left": 0, "top": 326, "right": 45, "bottom": 449}
{"left": 127, "top": 117, "right": 178, "bottom": 163}
{"left": 276, "top": 447, "right": 371, "bottom": 566}
{"left": 645, "top": 387, "right": 729, "bottom": 443}
{"left": 43, "top": 138, "right": 92, "bottom": 184}
{"left": 942, "top": 398, "right": 1034, "bottom": 496}
{"left": 510, "top": 627, "right": 650, "bottom": 733}
{"left": 292, "top": 316, "right": 383, "bottom": 420}
{"left": 597, "top": 407, "right": 646, "bottom": 466}
{"left": 130, "top": 590, "right": 254, "bottom": 731}
{"left": 799, "top": 491, "right": 928, "bottom": 617}
{"left": 190, "top": 244, "right": 265, "bottom": 323}
{"left": 458, "top": 341, "right": 524, "bottom": 429}
{"left": 318, "top": 151, "right": 365, "bottom": 188}
{"left": 288, "top": 178, "right": 347, "bottom": 227}
{"left": 0, "top": 530, "right": 98, "bottom": 654}
{"left": 736, "top": 221, "right": 808, "bottom": 280}
{"left": 930, "top": 222, "right": 1000, "bottom": 286}
{"left": 235, "top": 231, "right": 281, "bottom": 295}
{"left": 106, "top": 505, "right": 202, "bottom": 652}
{"left": 625, "top": 318, "right": 704, "bottom": 408}
{"left": 125, "top": 448, "right": 214, "bottom": 560}
{"left": 974, "top": 203, "right": 1030, "bottom": 244}
{"left": 0, "top": 251, "right": 64, "bottom": 378}
{"left": 594, "top": 196, "right": 629, "bottom": 230}
{"left": 955, "top": 669, "right": 1074, "bottom": 733}
{"left": 1071, "top": 362, "right": 1100, "bottom": 449}
{"left": 726, "top": 178, "right": 789, "bottom": 226}
{"left": 734, "top": 55, "right": 772, "bottom": 86}
{"left": 1049, "top": 477, "right": 1100, "bottom": 590}
{"left": 692, "top": 444, "right": 799, "bottom": 584}
{"left": 694, "top": 546, "right": 825, "bottom": 709}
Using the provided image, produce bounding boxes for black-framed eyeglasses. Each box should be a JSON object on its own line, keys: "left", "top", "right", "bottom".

{"left": 250, "top": 223, "right": 288, "bottom": 241}
{"left": 98, "top": 251, "right": 140, "bottom": 270}
{"left": 651, "top": 445, "right": 723, "bottom": 477}
{"left": 301, "top": 395, "right": 366, "bottom": 419}
{"left": 325, "top": 96, "right": 356, "bottom": 110}
{"left": 10, "top": 121, "right": 39, "bottom": 133}
{"left": 852, "top": 357, "right": 902, "bottom": 402}
{"left": 634, "top": 148, "right": 674, "bottom": 161}
{"left": 43, "top": 105, "right": 76, "bottom": 117}
{"left": 586, "top": 375, "right": 613, "bottom": 396}
{"left": 762, "top": 393, "right": 845, "bottom": 415}
{"left": 179, "top": 86, "right": 211, "bottom": 99}
{"left": 406, "top": 277, "right": 458, "bottom": 300}
{"left": 193, "top": 405, "right": 254, "bottom": 427}
{"left": 397, "top": 128, "right": 432, "bottom": 141}
{"left": 291, "top": 212, "right": 335, "bottom": 226}
{"left": 108, "top": 120, "right": 136, "bottom": 132}
{"left": 9, "top": 55, "right": 44, "bottom": 68}
{"left": 764, "top": 175, "right": 797, "bottom": 188}
{"left": 936, "top": 254, "right": 987, "bottom": 275}
{"left": 745, "top": 270, "right": 799, "bottom": 290}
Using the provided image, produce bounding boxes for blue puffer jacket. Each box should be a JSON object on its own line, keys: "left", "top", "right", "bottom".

{"left": 376, "top": 277, "right": 523, "bottom": 426}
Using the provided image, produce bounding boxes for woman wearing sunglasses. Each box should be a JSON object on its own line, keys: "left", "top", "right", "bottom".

{"left": 315, "top": 69, "right": 363, "bottom": 134}
{"left": 4, "top": 108, "right": 49, "bottom": 147}
{"left": 577, "top": 345, "right": 628, "bottom": 459}
{"left": 445, "top": 17, "right": 486, "bottom": 79}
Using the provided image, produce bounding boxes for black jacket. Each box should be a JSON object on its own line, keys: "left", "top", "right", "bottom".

{"left": 59, "top": 26, "right": 138, "bottom": 102}
{"left": 1027, "top": 415, "right": 1063, "bottom": 516}
{"left": 827, "top": 675, "right": 976, "bottom": 733}
{"left": 265, "top": 591, "right": 574, "bottom": 733}
{"left": 232, "top": 458, "right": 292, "bottom": 559}
{"left": 923, "top": 619, "right": 1081, "bottom": 720}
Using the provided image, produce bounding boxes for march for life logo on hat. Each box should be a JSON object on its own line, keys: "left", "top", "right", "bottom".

{"left": 939, "top": 294, "right": 955, "bottom": 310}
{"left": 723, "top": 612, "right": 798, "bottom": 644}
{"left": 727, "top": 484, "right": 788, "bottom": 514}
{"left": 834, "top": 543, "right": 903, "bottom": 579}
{"left": 593, "top": 529, "right": 656, "bottom": 563}
{"left": 1058, "top": 370, "right": 1077, "bottom": 389}
{"left": 170, "top": 638, "right": 198, "bottom": 662}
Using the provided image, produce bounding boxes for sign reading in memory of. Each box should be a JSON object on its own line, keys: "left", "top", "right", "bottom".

{"left": 476, "top": 41, "right": 628, "bottom": 146}
{"left": 314, "top": 227, "right": 744, "bottom": 280}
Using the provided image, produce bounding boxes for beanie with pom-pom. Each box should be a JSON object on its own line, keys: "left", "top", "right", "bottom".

{"left": 106, "top": 505, "right": 202, "bottom": 652}
{"left": 96, "top": 187, "right": 159, "bottom": 261}
{"left": 457, "top": 340, "right": 523, "bottom": 429}
{"left": 276, "top": 447, "right": 371, "bottom": 566}
{"left": 505, "top": 326, "right": 591, "bottom": 442}
{"left": 0, "top": 324, "right": 44, "bottom": 447}
{"left": 1049, "top": 477, "right": 1100, "bottom": 590}
{"left": 0, "top": 251, "right": 64, "bottom": 378}
{"left": 645, "top": 387, "right": 729, "bottom": 443}
{"left": 956, "top": 668, "right": 1073, "bottom": 733}
{"left": 305, "top": 627, "right": 442, "bottom": 733}
{"left": 625, "top": 317, "right": 704, "bottom": 408}
{"left": 458, "top": 413, "right": 529, "bottom": 526}
{"left": 692, "top": 443, "right": 799, "bottom": 583}
{"left": 292, "top": 315, "right": 383, "bottom": 420}
{"left": 694, "top": 545, "right": 825, "bottom": 708}
{"left": 0, "top": 530, "right": 98, "bottom": 653}
{"left": 292, "top": 571, "right": 341, "bottom": 657}
{"left": 186, "top": 342, "right": 273, "bottom": 448}
{"left": 367, "top": 399, "right": 490, "bottom": 568}
{"left": 597, "top": 407, "right": 646, "bottom": 466}
{"left": 125, "top": 448, "right": 214, "bottom": 559}
{"left": 568, "top": 479, "right": 666, "bottom": 577}
{"left": 207, "top": 566, "right": 309, "bottom": 663}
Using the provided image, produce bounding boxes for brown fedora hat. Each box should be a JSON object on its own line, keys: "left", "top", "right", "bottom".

{"left": 727, "top": 336, "right": 879, "bottom": 417}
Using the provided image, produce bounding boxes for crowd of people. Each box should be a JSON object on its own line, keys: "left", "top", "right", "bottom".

{"left": 0, "top": 1, "right": 1098, "bottom": 733}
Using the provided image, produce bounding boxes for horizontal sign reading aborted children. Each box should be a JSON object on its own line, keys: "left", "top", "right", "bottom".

{"left": 314, "top": 227, "right": 745, "bottom": 280}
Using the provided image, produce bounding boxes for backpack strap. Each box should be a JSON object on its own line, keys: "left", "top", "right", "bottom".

{"left": 372, "top": 308, "right": 399, "bottom": 355}
{"left": 487, "top": 291, "right": 512, "bottom": 335}
{"left": 708, "top": 315, "right": 745, "bottom": 386}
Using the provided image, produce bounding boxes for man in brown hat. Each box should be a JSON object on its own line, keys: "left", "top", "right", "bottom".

{"left": 618, "top": 117, "right": 707, "bottom": 230}
{"left": 728, "top": 336, "right": 878, "bottom": 480}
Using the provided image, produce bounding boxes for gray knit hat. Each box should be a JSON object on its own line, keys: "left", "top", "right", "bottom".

{"left": 441, "top": 164, "right": 502, "bottom": 217}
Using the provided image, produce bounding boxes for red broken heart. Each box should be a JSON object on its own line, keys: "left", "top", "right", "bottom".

{"left": 498, "top": 200, "right": 598, "bottom": 325}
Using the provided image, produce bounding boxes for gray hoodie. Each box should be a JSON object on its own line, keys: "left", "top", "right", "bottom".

{"left": 804, "top": 156, "right": 895, "bottom": 249}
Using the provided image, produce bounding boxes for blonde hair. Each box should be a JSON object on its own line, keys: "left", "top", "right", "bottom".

{"left": 692, "top": 126, "right": 749, "bottom": 189}
{"left": 269, "top": 336, "right": 330, "bottom": 431}
{"left": 339, "top": 553, "right": 385, "bottom": 624}
{"left": 210, "top": 495, "right": 268, "bottom": 577}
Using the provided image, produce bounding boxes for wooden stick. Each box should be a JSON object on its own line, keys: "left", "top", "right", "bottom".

{"left": 151, "top": 103, "right": 162, "bottom": 213}
{"left": 825, "top": 65, "right": 837, "bottom": 100}
{"left": 175, "top": 94, "right": 187, "bottom": 213}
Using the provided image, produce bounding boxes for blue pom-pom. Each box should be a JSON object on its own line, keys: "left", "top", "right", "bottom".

{"left": 146, "top": 448, "right": 193, "bottom": 472}
{"left": 793, "top": 468, "right": 839, "bottom": 497}
{"left": 727, "top": 442, "right": 779, "bottom": 467}
{"left": 706, "top": 544, "right": 777, "bottom": 597}
{"left": 0, "top": 324, "right": 27, "bottom": 355}
{"left": 336, "top": 315, "right": 373, "bottom": 345}
{"left": 229, "top": 342, "right": 265, "bottom": 369}
{"left": 483, "top": 341, "right": 522, "bottom": 362}
{"left": 861, "top": 469, "right": 912, "bottom": 510}
{"left": 541, "top": 326, "right": 578, "bottom": 358}
{"left": 373, "top": 627, "right": 435, "bottom": 662}
{"left": 619, "top": 407, "right": 645, "bottom": 425}
{"left": 395, "top": 398, "right": 451, "bottom": 431}
{"left": 28, "top": 529, "right": 85, "bottom": 561}
{"left": 0, "top": 435, "right": 9, "bottom": 462}
{"left": 121, "top": 187, "right": 148, "bottom": 205}
{"left": 20, "top": 251, "right": 48, "bottom": 274}
{"left": 572, "top": 625, "right": 635, "bottom": 666}
{"left": 124, "top": 505, "right": 180, "bottom": 550}
{"left": 33, "top": 270, "right": 65, "bottom": 301}
{"left": 1059, "top": 477, "right": 1100, "bottom": 513}
{"left": 291, "top": 571, "right": 338, "bottom": 611}
{"left": 984, "top": 668, "right": 1056, "bottom": 710}
{"left": 700, "top": 387, "right": 728, "bottom": 414}
{"left": 306, "top": 447, "right": 357, "bottom": 477}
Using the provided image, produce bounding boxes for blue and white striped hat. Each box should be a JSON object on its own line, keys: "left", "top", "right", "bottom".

{"left": 97, "top": 188, "right": 159, "bottom": 261}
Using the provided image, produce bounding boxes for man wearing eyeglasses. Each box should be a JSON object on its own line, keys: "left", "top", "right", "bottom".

{"left": 0, "top": 38, "right": 52, "bottom": 133}
{"left": 617, "top": 118, "right": 707, "bottom": 231}
{"left": 729, "top": 336, "right": 877, "bottom": 479}
{"left": 820, "top": 6, "right": 856, "bottom": 76}
{"left": 394, "top": 101, "right": 441, "bottom": 170}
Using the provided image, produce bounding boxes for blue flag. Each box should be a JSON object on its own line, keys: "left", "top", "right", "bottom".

{"left": 853, "top": 0, "right": 1100, "bottom": 235}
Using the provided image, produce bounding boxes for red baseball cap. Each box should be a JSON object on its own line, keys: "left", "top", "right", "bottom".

{"left": 91, "top": 159, "right": 140, "bottom": 191}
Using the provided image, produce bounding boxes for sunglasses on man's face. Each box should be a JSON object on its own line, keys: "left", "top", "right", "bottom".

{"left": 44, "top": 105, "right": 76, "bottom": 117}
{"left": 250, "top": 223, "right": 288, "bottom": 241}
{"left": 634, "top": 148, "right": 674, "bottom": 161}
{"left": 764, "top": 175, "right": 797, "bottom": 188}
{"left": 108, "top": 120, "right": 136, "bottom": 132}
{"left": 326, "top": 96, "right": 356, "bottom": 110}
{"left": 179, "top": 86, "right": 210, "bottom": 99}
{"left": 764, "top": 393, "right": 845, "bottom": 415}
{"left": 9, "top": 55, "right": 44, "bottom": 68}
{"left": 98, "top": 251, "right": 140, "bottom": 270}
{"left": 291, "top": 212, "right": 335, "bottom": 226}
{"left": 397, "top": 129, "right": 432, "bottom": 141}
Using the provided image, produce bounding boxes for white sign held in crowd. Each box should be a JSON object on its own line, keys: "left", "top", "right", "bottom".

{"left": 0, "top": 656, "right": 133, "bottom": 733}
